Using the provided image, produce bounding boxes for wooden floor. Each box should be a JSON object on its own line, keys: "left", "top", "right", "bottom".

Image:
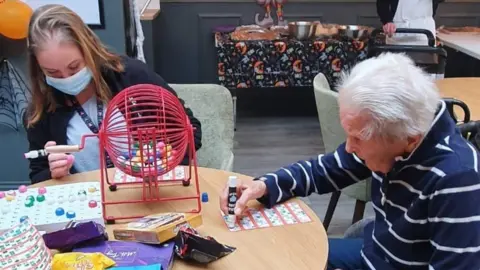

{"left": 233, "top": 116, "right": 374, "bottom": 236}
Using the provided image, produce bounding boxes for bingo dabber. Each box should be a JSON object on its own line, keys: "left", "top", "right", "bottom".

{"left": 227, "top": 175, "right": 238, "bottom": 229}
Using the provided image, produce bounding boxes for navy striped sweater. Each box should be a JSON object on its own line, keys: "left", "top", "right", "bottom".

{"left": 256, "top": 101, "right": 480, "bottom": 269}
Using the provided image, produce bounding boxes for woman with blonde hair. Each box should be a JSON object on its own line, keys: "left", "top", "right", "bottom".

{"left": 25, "top": 4, "right": 202, "bottom": 184}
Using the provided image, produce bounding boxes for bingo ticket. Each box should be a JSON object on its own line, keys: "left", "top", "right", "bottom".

{"left": 222, "top": 201, "right": 312, "bottom": 232}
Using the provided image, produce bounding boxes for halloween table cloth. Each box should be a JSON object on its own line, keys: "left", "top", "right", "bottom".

{"left": 215, "top": 32, "right": 370, "bottom": 89}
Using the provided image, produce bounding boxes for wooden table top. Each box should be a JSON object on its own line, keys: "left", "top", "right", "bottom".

{"left": 32, "top": 167, "right": 328, "bottom": 270}
{"left": 437, "top": 77, "right": 480, "bottom": 120}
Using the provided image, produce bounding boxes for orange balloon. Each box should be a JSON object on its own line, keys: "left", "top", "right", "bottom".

{"left": 0, "top": 0, "right": 33, "bottom": 40}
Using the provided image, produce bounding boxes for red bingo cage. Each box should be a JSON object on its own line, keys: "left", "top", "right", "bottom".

{"left": 29, "top": 84, "right": 202, "bottom": 224}
{"left": 97, "top": 84, "right": 201, "bottom": 223}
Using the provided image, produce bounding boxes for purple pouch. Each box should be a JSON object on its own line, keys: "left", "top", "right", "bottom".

{"left": 42, "top": 221, "right": 107, "bottom": 251}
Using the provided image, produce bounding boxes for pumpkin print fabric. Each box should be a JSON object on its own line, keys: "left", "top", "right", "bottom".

{"left": 215, "top": 32, "right": 370, "bottom": 89}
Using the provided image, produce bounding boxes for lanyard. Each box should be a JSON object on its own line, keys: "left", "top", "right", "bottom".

{"left": 71, "top": 97, "right": 114, "bottom": 168}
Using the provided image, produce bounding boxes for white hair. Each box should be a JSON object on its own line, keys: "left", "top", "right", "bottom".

{"left": 337, "top": 52, "right": 441, "bottom": 141}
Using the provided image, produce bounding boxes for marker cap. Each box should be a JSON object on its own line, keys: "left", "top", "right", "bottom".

{"left": 24, "top": 151, "right": 38, "bottom": 159}
{"left": 228, "top": 176, "right": 237, "bottom": 187}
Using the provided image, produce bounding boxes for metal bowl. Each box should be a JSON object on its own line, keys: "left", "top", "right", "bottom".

{"left": 288, "top": 21, "right": 317, "bottom": 40}
{"left": 337, "top": 25, "right": 371, "bottom": 39}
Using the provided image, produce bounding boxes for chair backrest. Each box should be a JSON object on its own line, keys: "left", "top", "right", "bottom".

{"left": 313, "top": 73, "right": 346, "bottom": 153}
{"left": 443, "top": 98, "right": 471, "bottom": 124}
{"left": 170, "top": 84, "right": 234, "bottom": 170}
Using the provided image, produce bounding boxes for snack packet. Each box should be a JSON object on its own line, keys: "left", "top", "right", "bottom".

{"left": 52, "top": 252, "right": 116, "bottom": 270}
{"left": 174, "top": 225, "right": 236, "bottom": 264}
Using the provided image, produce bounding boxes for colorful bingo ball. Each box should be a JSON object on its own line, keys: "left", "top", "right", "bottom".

{"left": 121, "top": 151, "right": 135, "bottom": 159}
{"left": 36, "top": 194, "right": 45, "bottom": 202}
{"left": 38, "top": 187, "right": 47, "bottom": 195}
{"left": 25, "top": 199, "right": 34, "bottom": 208}
{"left": 131, "top": 163, "right": 141, "bottom": 172}
{"left": 131, "top": 156, "right": 142, "bottom": 163}
{"left": 156, "top": 141, "right": 165, "bottom": 150}
{"left": 133, "top": 141, "right": 140, "bottom": 149}
{"left": 55, "top": 207, "right": 65, "bottom": 216}
{"left": 117, "top": 156, "right": 127, "bottom": 167}
{"left": 18, "top": 185, "right": 28, "bottom": 193}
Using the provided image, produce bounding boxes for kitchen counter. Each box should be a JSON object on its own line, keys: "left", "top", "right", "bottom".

{"left": 437, "top": 33, "right": 480, "bottom": 60}
{"left": 141, "top": 8, "right": 161, "bottom": 20}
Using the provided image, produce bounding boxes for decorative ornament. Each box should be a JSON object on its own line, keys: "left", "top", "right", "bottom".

{"left": 254, "top": 0, "right": 287, "bottom": 27}
{"left": 255, "top": 0, "right": 274, "bottom": 28}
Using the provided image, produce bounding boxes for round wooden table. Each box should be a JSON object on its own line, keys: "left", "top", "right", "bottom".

{"left": 437, "top": 77, "right": 480, "bottom": 120}
{"left": 32, "top": 167, "right": 328, "bottom": 270}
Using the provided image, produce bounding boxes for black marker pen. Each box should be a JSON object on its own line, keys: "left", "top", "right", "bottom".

{"left": 227, "top": 175, "right": 237, "bottom": 228}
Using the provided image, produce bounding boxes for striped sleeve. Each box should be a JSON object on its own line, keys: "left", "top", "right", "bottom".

{"left": 256, "top": 142, "right": 371, "bottom": 208}
{"left": 428, "top": 169, "right": 480, "bottom": 270}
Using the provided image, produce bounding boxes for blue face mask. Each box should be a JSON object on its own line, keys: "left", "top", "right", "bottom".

{"left": 45, "top": 67, "right": 93, "bottom": 96}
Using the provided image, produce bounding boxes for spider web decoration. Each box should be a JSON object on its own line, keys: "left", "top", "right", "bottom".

{"left": 0, "top": 59, "right": 30, "bottom": 131}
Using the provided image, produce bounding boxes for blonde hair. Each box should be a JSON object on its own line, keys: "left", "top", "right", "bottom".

{"left": 26, "top": 4, "right": 124, "bottom": 127}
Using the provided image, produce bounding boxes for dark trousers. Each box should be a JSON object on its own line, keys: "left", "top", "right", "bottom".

{"left": 326, "top": 221, "right": 373, "bottom": 270}
{"left": 327, "top": 238, "right": 365, "bottom": 270}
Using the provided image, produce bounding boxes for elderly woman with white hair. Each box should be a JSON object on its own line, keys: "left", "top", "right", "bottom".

{"left": 219, "top": 53, "right": 480, "bottom": 269}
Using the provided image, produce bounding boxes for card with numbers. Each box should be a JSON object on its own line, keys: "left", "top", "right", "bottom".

{"left": 0, "top": 219, "right": 51, "bottom": 270}
{"left": 112, "top": 167, "right": 186, "bottom": 183}
{"left": 221, "top": 201, "right": 313, "bottom": 232}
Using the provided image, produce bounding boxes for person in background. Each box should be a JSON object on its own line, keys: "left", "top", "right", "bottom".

{"left": 220, "top": 53, "right": 480, "bottom": 270}
{"left": 25, "top": 4, "right": 202, "bottom": 184}
{"left": 377, "top": 0, "right": 443, "bottom": 45}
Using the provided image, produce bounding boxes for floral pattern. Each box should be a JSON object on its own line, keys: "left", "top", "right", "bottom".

{"left": 215, "top": 32, "right": 370, "bottom": 89}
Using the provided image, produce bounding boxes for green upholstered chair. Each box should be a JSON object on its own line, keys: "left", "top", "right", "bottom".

{"left": 171, "top": 84, "right": 234, "bottom": 172}
{"left": 312, "top": 73, "right": 372, "bottom": 231}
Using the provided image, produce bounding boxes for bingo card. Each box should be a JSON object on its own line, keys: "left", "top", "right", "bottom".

{"left": 222, "top": 201, "right": 313, "bottom": 232}
{"left": 0, "top": 219, "right": 51, "bottom": 270}
{"left": 112, "top": 167, "right": 186, "bottom": 183}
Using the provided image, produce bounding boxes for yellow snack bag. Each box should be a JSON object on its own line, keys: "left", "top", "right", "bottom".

{"left": 52, "top": 252, "right": 116, "bottom": 270}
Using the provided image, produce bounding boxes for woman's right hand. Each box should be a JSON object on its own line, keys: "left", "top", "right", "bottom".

{"left": 45, "top": 141, "right": 75, "bottom": 179}
{"left": 383, "top": 22, "right": 396, "bottom": 37}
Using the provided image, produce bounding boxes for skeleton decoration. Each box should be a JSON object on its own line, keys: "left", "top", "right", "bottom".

{"left": 255, "top": 0, "right": 287, "bottom": 27}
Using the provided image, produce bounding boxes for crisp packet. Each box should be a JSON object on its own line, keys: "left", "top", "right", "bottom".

{"left": 52, "top": 252, "right": 116, "bottom": 270}
{"left": 112, "top": 265, "right": 161, "bottom": 270}
{"left": 43, "top": 221, "right": 108, "bottom": 251}
{"left": 73, "top": 240, "right": 175, "bottom": 268}
{"left": 174, "top": 225, "right": 236, "bottom": 264}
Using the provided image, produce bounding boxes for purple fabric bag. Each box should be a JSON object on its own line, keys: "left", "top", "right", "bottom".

{"left": 42, "top": 221, "right": 107, "bottom": 251}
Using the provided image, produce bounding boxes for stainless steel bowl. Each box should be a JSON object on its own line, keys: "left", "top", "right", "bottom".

{"left": 288, "top": 21, "right": 317, "bottom": 40}
{"left": 337, "top": 25, "right": 371, "bottom": 39}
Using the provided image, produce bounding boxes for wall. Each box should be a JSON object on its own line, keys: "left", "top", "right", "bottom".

{"left": 0, "top": 0, "right": 126, "bottom": 190}
{"left": 150, "top": 0, "right": 480, "bottom": 84}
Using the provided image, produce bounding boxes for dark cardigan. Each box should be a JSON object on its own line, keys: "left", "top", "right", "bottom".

{"left": 25, "top": 56, "right": 202, "bottom": 184}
